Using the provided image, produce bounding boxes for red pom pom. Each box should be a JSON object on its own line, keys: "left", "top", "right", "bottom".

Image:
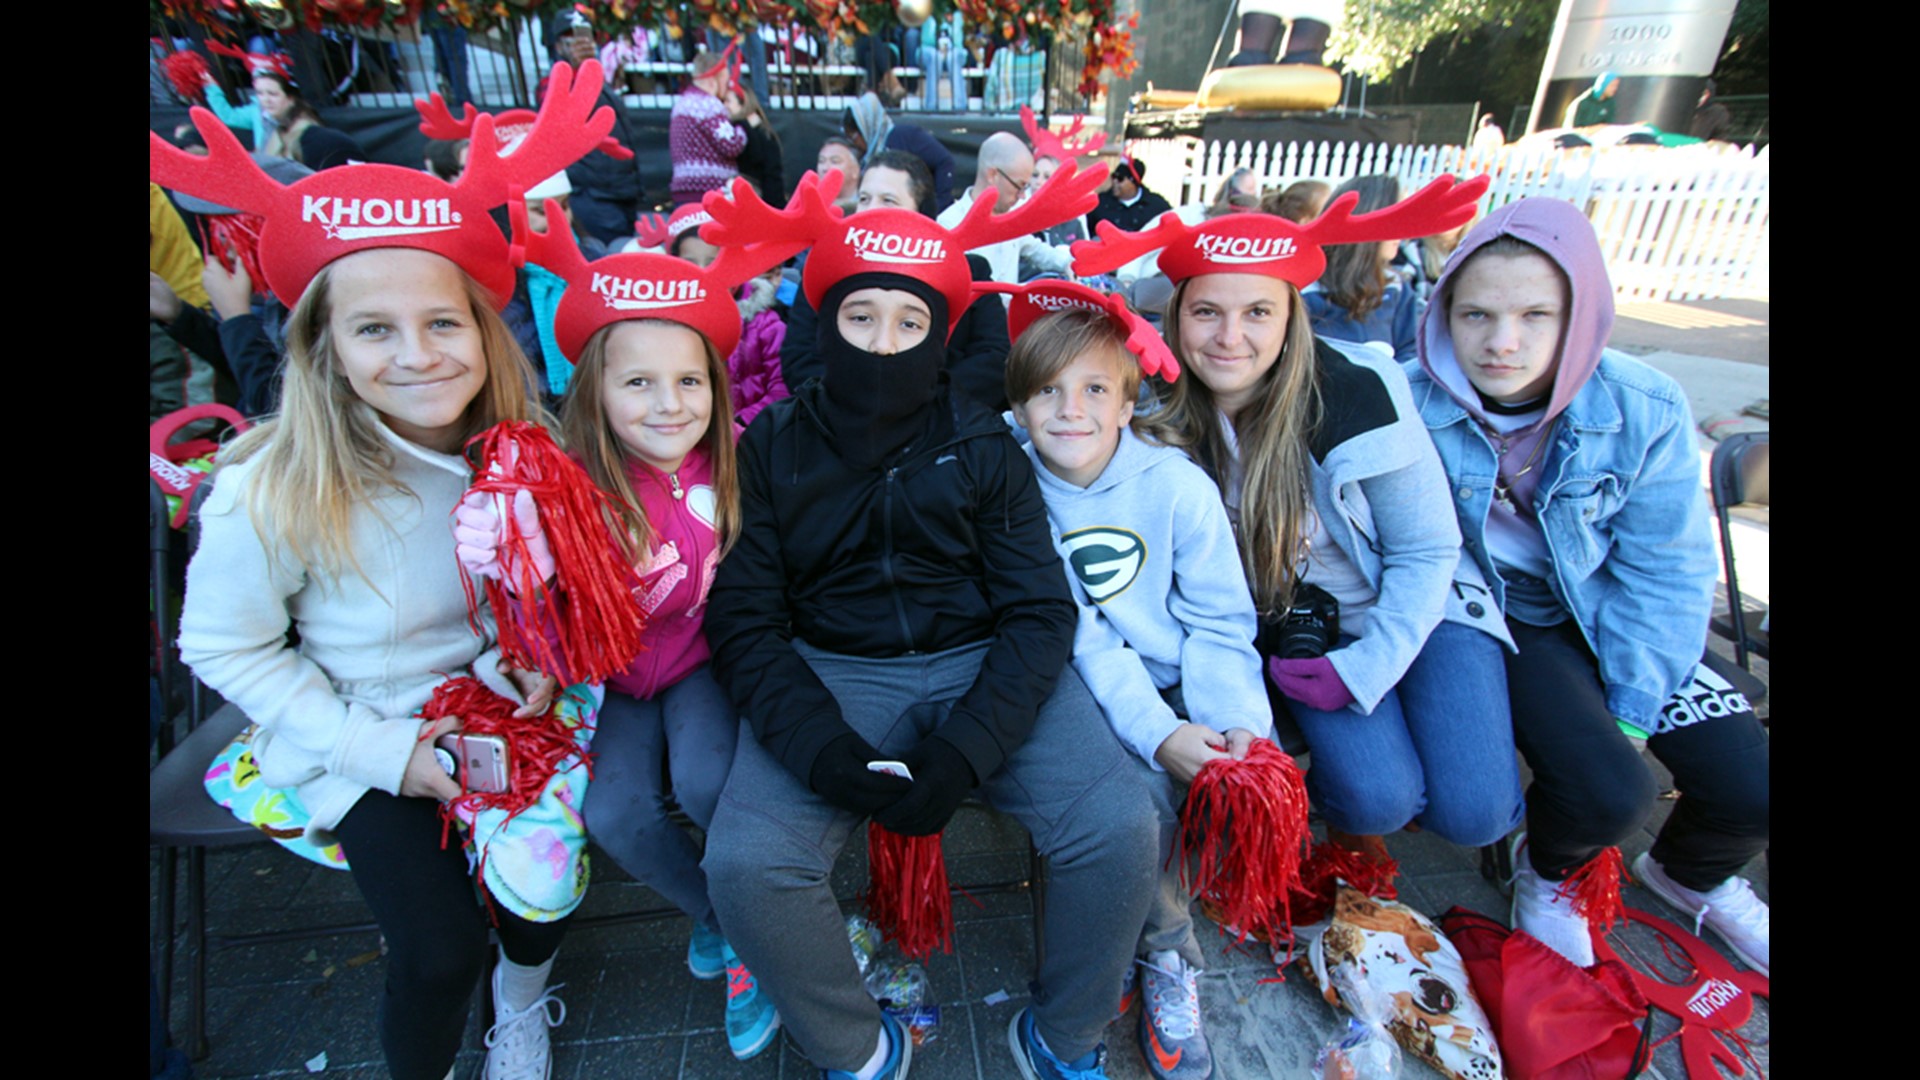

{"left": 1288, "top": 838, "right": 1400, "bottom": 928}
{"left": 460, "top": 421, "right": 647, "bottom": 686}
{"left": 1178, "top": 740, "right": 1311, "bottom": 948}
{"left": 163, "top": 50, "right": 211, "bottom": 105}
{"left": 865, "top": 824, "right": 954, "bottom": 962}
{"left": 1559, "top": 846, "right": 1629, "bottom": 931}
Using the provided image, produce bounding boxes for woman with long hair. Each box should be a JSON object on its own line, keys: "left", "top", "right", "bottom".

{"left": 1302, "top": 175, "right": 1425, "bottom": 362}
{"left": 1072, "top": 178, "right": 1524, "bottom": 871}
{"left": 163, "top": 65, "right": 616, "bottom": 1080}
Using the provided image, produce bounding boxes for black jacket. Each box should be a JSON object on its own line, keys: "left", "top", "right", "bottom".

{"left": 565, "top": 85, "right": 647, "bottom": 204}
{"left": 735, "top": 120, "right": 786, "bottom": 202}
{"left": 1087, "top": 187, "right": 1174, "bottom": 235}
{"left": 780, "top": 254, "right": 1013, "bottom": 413}
{"left": 705, "top": 383, "right": 1076, "bottom": 788}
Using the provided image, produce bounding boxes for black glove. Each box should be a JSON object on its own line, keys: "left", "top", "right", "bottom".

{"left": 873, "top": 736, "right": 977, "bottom": 837}
{"left": 809, "top": 731, "right": 913, "bottom": 817}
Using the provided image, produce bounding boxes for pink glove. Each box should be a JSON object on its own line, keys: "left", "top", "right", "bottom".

{"left": 1268, "top": 656, "right": 1356, "bottom": 713}
{"left": 453, "top": 489, "right": 555, "bottom": 586}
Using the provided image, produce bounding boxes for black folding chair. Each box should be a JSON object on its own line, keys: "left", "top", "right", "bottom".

{"left": 1708, "top": 432, "right": 1769, "bottom": 669}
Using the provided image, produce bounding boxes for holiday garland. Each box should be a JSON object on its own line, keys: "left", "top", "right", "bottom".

{"left": 153, "top": 0, "right": 1138, "bottom": 96}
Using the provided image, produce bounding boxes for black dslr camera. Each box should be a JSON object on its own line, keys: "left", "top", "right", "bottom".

{"left": 1268, "top": 582, "right": 1340, "bottom": 660}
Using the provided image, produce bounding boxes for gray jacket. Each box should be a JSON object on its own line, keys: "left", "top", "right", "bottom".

{"left": 1291, "top": 341, "right": 1509, "bottom": 713}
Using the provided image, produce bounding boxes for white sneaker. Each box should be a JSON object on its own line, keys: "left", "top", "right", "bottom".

{"left": 485, "top": 966, "right": 566, "bottom": 1080}
{"left": 1633, "top": 852, "right": 1770, "bottom": 976}
{"left": 1510, "top": 841, "right": 1595, "bottom": 968}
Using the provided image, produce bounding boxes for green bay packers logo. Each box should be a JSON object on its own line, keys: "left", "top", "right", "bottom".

{"left": 1060, "top": 527, "right": 1146, "bottom": 603}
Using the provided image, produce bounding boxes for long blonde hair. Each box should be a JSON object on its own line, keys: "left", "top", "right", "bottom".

{"left": 1138, "top": 277, "right": 1321, "bottom": 616}
{"left": 557, "top": 321, "right": 741, "bottom": 566}
{"left": 218, "top": 261, "right": 542, "bottom": 579}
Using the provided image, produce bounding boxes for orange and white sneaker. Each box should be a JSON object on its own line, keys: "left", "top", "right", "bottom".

{"left": 1137, "top": 951, "right": 1213, "bottom": 1080}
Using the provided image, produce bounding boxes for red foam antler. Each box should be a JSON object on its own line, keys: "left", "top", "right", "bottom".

{"left": 697, "top": 169, "right": 845, "bottom": 250}
{"left": 508, "top": 197, "right": 592, "bottom": 281}
{"left": 949, "top": 160, "right": 1108, "bottom": 253}
{"left": 1068, "top": 212, "right": 1193, "bottom": 277}
{"left": 1019, "top": 105, "right": 1107, "bottom": 161}
{"left": 415, "top": 92, "right": 480, "bottom": 140}
{"left": 632, "top": 212, "right": 672, "bottom": 249}
{"left": 207, "top": 39, "right": 292, "bottom": 79}
{"left": 414, "top": 92, "right": 635, "bottom": 161}
{"left": 459, "top": 61, "right": 616, "bottom": 207}
{"left": 1301, "top": 174, "right": 1489, "bottom": 247}
{"left": 150, "top": 108, "right": 290, "bottom": 221}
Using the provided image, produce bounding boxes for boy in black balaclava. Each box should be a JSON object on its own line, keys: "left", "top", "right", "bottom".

{"left": 699, "top": 169, "right": 1160, "bottom": 1080}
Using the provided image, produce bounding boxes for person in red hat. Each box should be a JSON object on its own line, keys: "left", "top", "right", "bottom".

{"left": 696, "top": 166, "right": 1162, "bottom": 1080}
{"left": 164, "top": 63, "right": 616, "bottom": 1080}
{"left": 996, "top": 280, "right": 1268, "bottom": 1080}
{"left": 1073, "top": 178, "right": 1526, "bottom": 953}
{"left": 454, "top": 196, "right": 809, "bottom": 1061}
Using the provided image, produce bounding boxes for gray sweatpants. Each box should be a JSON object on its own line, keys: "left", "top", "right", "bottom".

{"left": 702, "top": 640, "right": 1161, "bottom": 1069}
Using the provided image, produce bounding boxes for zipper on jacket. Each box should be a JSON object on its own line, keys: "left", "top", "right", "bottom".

{"left": 669, "top": 471, "right": 684, "bottom": 500}
{"left": 880, "top": 467, "right": 918, "bottom": 652}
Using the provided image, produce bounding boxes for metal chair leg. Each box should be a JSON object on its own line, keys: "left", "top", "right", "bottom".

{"left": 187, "top": 845, "right": 210, "bottom": 1060}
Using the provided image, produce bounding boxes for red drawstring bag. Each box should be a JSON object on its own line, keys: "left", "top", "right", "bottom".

{"left": 1439, "top": 908, "right": 1653, "bottom": 1080}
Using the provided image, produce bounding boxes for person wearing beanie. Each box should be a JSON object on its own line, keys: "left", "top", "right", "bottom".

{"left": 698, "top": 167, "right": 1160, "bottom": 1080}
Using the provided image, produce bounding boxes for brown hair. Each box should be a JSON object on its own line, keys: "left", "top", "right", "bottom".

{"left": 558, "top": 321, "right": 741, "bottom": 565}
{"left": 1264, "top": 179, "right": 1330, "bottom": 224}
{"left": 1316, "top": 175, "right": 1401, "bottom": 321}
{"left": 1004, "top": 308, "right": 1141, "bottom": 409}
{"left": 1137, "top": 278, "right": 1321, "bottom": 615}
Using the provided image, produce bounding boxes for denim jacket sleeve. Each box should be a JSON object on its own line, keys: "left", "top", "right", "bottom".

{"left": 1553, "top": 360, "right": 1716, "bottom": 725}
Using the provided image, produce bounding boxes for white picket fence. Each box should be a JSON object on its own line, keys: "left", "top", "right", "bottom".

{"left": 1126, "top": 137, "right": 1770, "bottom": 302}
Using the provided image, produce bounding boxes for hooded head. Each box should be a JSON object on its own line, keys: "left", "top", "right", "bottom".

{"left": 1418, "top": 198, "right": 1614, "bottom": 518}
{"left": 1594, "top": 71, "right": 1619, "bottom": 98}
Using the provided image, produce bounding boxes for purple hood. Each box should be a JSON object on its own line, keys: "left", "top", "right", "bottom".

{"left": 1417, "top": 196, "right": 1614, "bottom": 435}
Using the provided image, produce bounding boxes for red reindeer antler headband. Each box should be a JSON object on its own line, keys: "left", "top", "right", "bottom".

{"left": 415, "top": 93, "right": 634, "bottom": 161}
{"left": 694, "top": 39, "right": 743, "bottom": 99}
{"left": 974, "top": 279, "right": 1178, "bottom": 382}
{"left": 1072, "top": 174, "right": 1490, "bottom": 289}
{"left": 207, "top": 40, "right": 293, "bottom": 80}
{"left": 152, "top": 61, "right": 617, "bottom": 308}
{"left": 702, "top": 162, "right": 1109, "bottom": 337}
{"left": 1019, "top": 105, "right": 1107, "bottom": 161}
{"left": 512, "top": 190, "right": 805, "bottom": 361}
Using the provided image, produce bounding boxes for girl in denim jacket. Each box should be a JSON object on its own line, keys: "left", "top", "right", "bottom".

{"left": 1408, "top": 197, "right": 1769, "bottom": 974}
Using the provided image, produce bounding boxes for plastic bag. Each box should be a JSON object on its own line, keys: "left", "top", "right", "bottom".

{"left": 1314, "top": 960, "right": 1402, "bottom": 1080}
{"left": 847, "top": 914, "right": 882, "bottom": 975}
{"left": 863, "top": 960, "right": 941, "bottom": 1047}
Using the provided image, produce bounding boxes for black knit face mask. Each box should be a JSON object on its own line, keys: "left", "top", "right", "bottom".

{"left": 817, "top": 275, "right": 949, "bottom": 469}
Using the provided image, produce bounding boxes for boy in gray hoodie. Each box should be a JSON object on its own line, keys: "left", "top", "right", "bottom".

{"left": 1000, "top": 283, "right": 1271, "bottom": 1080}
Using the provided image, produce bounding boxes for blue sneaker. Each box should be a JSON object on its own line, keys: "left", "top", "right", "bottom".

{"left": 723, "top": 944, "right": 780, "bottom": 1060}
{"left": 688, "top": 922, "right": 727, "bottom": 981}
{"left": 1137, "top": 952, "right": 1213, "bottom": 1080}
{"left": 823, "top": 1009, "right": 912, "bottom": 1079}
{"left": 1009, "top": 1005, "right": 1108, "bottom": 1079}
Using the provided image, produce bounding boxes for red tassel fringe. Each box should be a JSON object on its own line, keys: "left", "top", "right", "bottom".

{"left": 163, "top": 50, "right": 210, "bottom": 104}
{"left": 1177, "top": 740, "right": 1311, "bottom": 947}
{"left": 1287, "top": 840, "right": 1400, "bottom": 928}
{"left": 461, "top": 421, "right": 646, "bottom": 686}
{"left": 865, "top": 824, "right": 953, "bottom": 962}
{"left": 1557, "top": 845, "right": 1629, "bottom": 931}
{"left": 202, "top": 212, "right": 268, "bottom": 297}
{"left": 420, "top": 676, "right": 591, "bottom": 846}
